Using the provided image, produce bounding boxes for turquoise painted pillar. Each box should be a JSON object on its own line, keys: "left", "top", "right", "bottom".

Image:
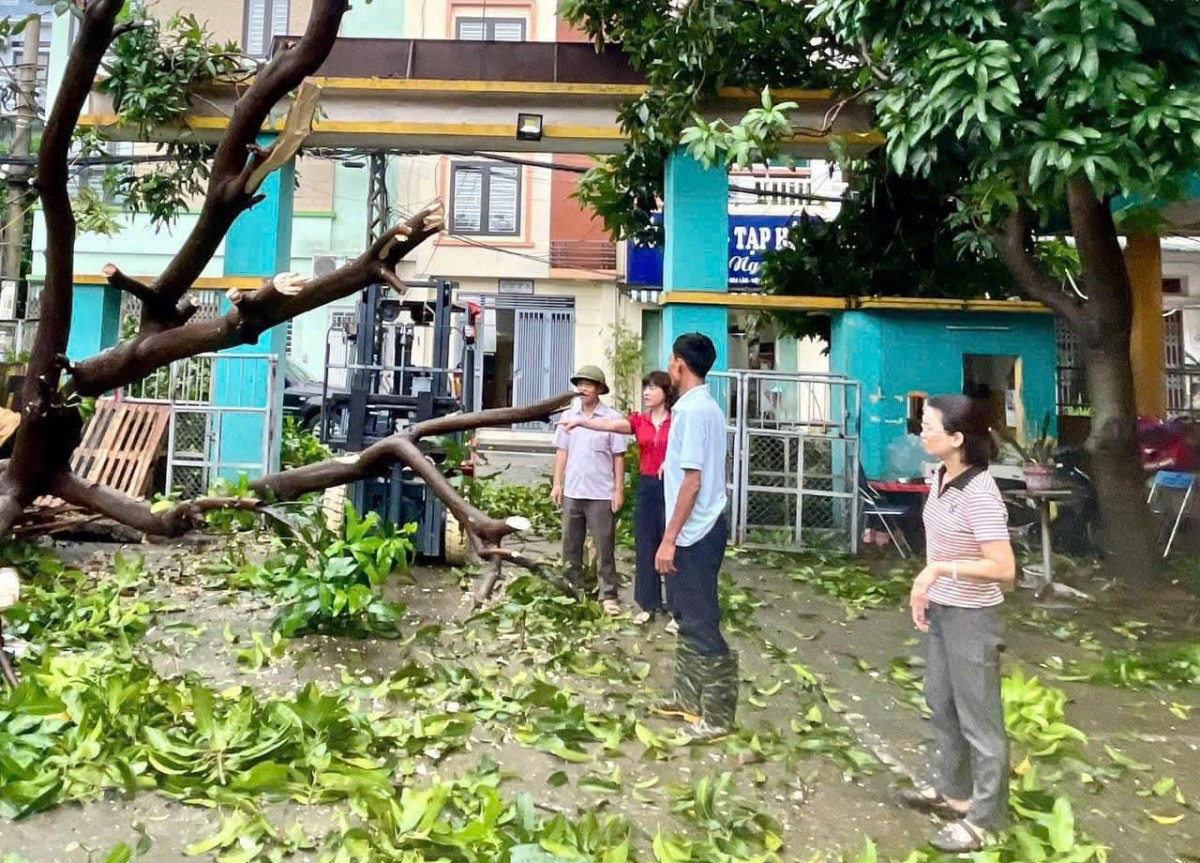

{"left": 659, "top": 149, "right": 728, "bottom": 374}
{"left": 66, "top": 284, "right": 121, "bottom": 362}
{"left": 215, "top": 148, "right": 294, "bottom": 481}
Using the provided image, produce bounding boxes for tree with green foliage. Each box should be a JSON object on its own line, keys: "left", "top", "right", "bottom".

{"left": 561, "top": 0, "right": 848, "bottom": 244}
{"left": 566, "top": 0, "right": 1200, "bottom": 578}
{"left": 0, "top": 1, "right": 565, "bottom": 596}
{"left": 759, "top": 151, "right": 1026, "bottom": 344}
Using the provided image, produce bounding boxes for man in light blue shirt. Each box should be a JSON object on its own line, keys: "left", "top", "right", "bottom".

{"left": 653, "top": 333, "right": 737, "bottom": 742}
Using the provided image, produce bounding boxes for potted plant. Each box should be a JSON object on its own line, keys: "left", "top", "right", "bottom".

{"left": 994, "top": 415, "right": 1057, "bottom": 491}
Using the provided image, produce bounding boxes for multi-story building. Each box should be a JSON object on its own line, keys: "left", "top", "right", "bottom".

{"left": 27, "top": 0, "right": 844, "bottom": 449}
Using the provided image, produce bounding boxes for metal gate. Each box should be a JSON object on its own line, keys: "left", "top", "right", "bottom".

{"left": 713, "top": 370, "right": 862, "bottom": 553}
{"left": 119, "top": 352, "right": 280, "bottom": 497}
{"left": 513, "top": 306, "right": 574, "bottom": 430}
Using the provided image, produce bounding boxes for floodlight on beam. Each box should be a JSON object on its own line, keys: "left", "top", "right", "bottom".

{"left": 516, "top": 113, "right": 544, "bottom": 142}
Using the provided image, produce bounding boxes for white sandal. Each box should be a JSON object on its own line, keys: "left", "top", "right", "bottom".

{"left": 930, "top": 820, "right": 988, "bottom": 853}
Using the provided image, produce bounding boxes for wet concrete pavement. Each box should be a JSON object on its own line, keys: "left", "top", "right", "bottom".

{"left": 2, "top": 538, "right": 1197, "bottom": 861}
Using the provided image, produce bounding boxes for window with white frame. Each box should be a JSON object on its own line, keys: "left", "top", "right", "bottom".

{"left": 455, "top": 17, "right": 527, "bottom": 41}
{"left": 244, "top": 0, "right": 289, "bottom": 58}
{"left": 451, "top": 163, "right": 521, "bottom": 236}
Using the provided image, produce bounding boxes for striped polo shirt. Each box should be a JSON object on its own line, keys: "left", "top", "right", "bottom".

{"left": 923, "top": 465, "right": 1010, "bottom": 608}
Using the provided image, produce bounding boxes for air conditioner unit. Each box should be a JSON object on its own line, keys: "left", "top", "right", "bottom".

{"left": 312, "top": 255, "right": 346, "bottom": 279}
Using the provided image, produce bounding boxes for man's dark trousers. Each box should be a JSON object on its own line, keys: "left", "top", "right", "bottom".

{"left": 562, "top": 496, "right": 619, "bottom": 600}
{"left": 672, "top": 515, "right": 730, "bottom": 656}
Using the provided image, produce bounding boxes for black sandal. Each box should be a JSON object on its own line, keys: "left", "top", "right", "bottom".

{"left": 930, "top": 820, "right": 989, "bottom": 853}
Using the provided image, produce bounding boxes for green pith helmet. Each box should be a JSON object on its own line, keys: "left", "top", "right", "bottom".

{"left": 570, "top": 365, "right": 609, "bottom": 395}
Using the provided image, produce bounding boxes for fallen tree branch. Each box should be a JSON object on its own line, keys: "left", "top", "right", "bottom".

{"left": 243, "top": 80, "right": 322, "bottom": 194}
{"left": 53, "top": 393, "right": 576, "bottom": 601}
{"left": 71, "top": 204, "right": 445, "bottom": 396}
{"left": 52, "top": 472, "right": 260, "bottom": 536}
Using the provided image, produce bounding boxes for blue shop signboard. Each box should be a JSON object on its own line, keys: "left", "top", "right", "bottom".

{"left": 626, "top": 214, "right": 813, "bottom": 288}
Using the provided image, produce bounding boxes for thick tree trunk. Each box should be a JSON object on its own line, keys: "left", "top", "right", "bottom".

{"left": 1081, "top": 345, "right": 1157, "bottom": 584}
{"left": 0, "top": 0, "right": 124, "bottom": 526}
{"left": 995, "top": 182, "right": 1159, "bottom": 583}
{"left": 1067, "top": 178, "right": 1157, "bottom": 584}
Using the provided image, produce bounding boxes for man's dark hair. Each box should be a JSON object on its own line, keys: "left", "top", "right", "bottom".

{"left": 927, "top": 395, "right": 997, "bottom": 467}
{"left": 672, "top": 333, "right": 717, "bottom": 379}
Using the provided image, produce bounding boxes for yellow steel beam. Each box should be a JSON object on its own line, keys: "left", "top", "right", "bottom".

{"left": 658, "top": 291, "right": 1049, "bottom": 313}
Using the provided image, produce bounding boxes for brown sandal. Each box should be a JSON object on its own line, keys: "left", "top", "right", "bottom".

{"left": 900, "top": 786, "right": 959, "bottom": 816}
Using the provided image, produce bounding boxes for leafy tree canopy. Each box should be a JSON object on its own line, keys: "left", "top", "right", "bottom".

{"left": 812, "top": 0, "right": 1200, "bottom": 246}
{"left": 72, "top": 6, "right": 252, "bottom": 233}
{"left": 560, "top": 0, "right": 850, "bottom": 243}
{"left": 759, "top": 151, "right": 1023, "bottom": 342}
{"left": 759, "top": 150, "right": 1082, "bottom": 343}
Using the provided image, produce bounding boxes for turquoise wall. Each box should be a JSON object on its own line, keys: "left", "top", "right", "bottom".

{"left": 830, "top": 310, "right": 1058, "bottom": 478}
{"left": 660, "top": 305, "right": 730, "bottom": 371}
{"left": 65, "top": 284, "right": 120, "bottom": 362}
{"left": 663, "top": 152, "right": 728, "bottom": 292}
{"left": 660, "top": 149, "right": 729, "bottom": 371}
{"left": 214, "top": 153, "right": 296, "bottom": 478}
{"left": 340, "top": 0, "right": 405, "bottom": 37}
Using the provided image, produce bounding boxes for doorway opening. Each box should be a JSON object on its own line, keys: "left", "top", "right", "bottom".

{"left": 963, "top": 354, "right": 1022, "bottom": 438}
{"left": 469, "top": 294, "right": 575, "bottom": 428}
{"left": 481, "top": 308, "right": 515, "bottom": 411}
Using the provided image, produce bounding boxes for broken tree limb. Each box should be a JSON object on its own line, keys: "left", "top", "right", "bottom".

{"left": 52, "top": 472, "right": 261, "bottom": 537}
{"left": 473, "top": 556, "right": 506, "bottom": 610}
{"left": 53, "top": 392, "right": 575, "bottom": 595}
{"left": 244, "top": 80, "right": 322, "bottom": 194}
{"left": 70, "top": 204, "right": 445, "bottom": 396}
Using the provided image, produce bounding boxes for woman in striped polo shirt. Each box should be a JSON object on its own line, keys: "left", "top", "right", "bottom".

{"left": 903, "top": 396, "right": 1017, "bottom": 853}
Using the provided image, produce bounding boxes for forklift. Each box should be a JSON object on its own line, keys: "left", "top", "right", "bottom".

{"left": 318, "top": 275, "right": 479, "bottom": 559}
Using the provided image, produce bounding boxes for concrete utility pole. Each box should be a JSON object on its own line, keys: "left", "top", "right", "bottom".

{"left": 0, "top": 15, "right": 41, "bottom": 351}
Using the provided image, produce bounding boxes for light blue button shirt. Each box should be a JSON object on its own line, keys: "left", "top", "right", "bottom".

{"left": 663, "top": 384, "right": 727, "bottom": 547}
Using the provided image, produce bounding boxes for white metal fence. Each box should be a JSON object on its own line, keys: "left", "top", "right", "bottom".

{"left": 118, "top": 352, "right": 280, "bottom": 497}
{"left": 1167, "top": 367, "right": 1200, "bottom": 419}
{"left": 712, "top": 370, "right": 862, "bottom": 553}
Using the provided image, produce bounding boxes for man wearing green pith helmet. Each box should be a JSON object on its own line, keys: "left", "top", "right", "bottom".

{"left": 552, "top": 365, "right": 628, "bottom": 616}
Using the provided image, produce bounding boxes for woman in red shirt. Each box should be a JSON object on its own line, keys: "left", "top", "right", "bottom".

{"left": 560, "top": 371, "right": 674, "bottom": 625}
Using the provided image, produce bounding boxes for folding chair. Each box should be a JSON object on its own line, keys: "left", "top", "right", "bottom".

{"left": 859, "top": 468, "right": 913, "bottom": 558}
{"left": 1147, "top": 470, "right": 1197, "bottom": 558}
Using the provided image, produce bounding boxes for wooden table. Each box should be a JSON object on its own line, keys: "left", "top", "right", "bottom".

{"left": 1002, "top": 488, "right": 1076, "bottom": 595}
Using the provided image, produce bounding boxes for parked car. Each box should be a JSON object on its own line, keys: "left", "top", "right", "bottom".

{"left": 283, "top": 359, "right": 333, "bottom": 430}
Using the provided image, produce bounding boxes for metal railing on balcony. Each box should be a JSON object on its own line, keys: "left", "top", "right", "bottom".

{"left": 550, "top": 240, "right": 617, "bottom": 272}
{"left": 1167, "top": 367, "right": 1200, "bottom": 419}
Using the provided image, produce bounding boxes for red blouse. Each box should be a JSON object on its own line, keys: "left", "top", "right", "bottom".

{"left": 629, "top": 412, "right": 671, "bottom": 477}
